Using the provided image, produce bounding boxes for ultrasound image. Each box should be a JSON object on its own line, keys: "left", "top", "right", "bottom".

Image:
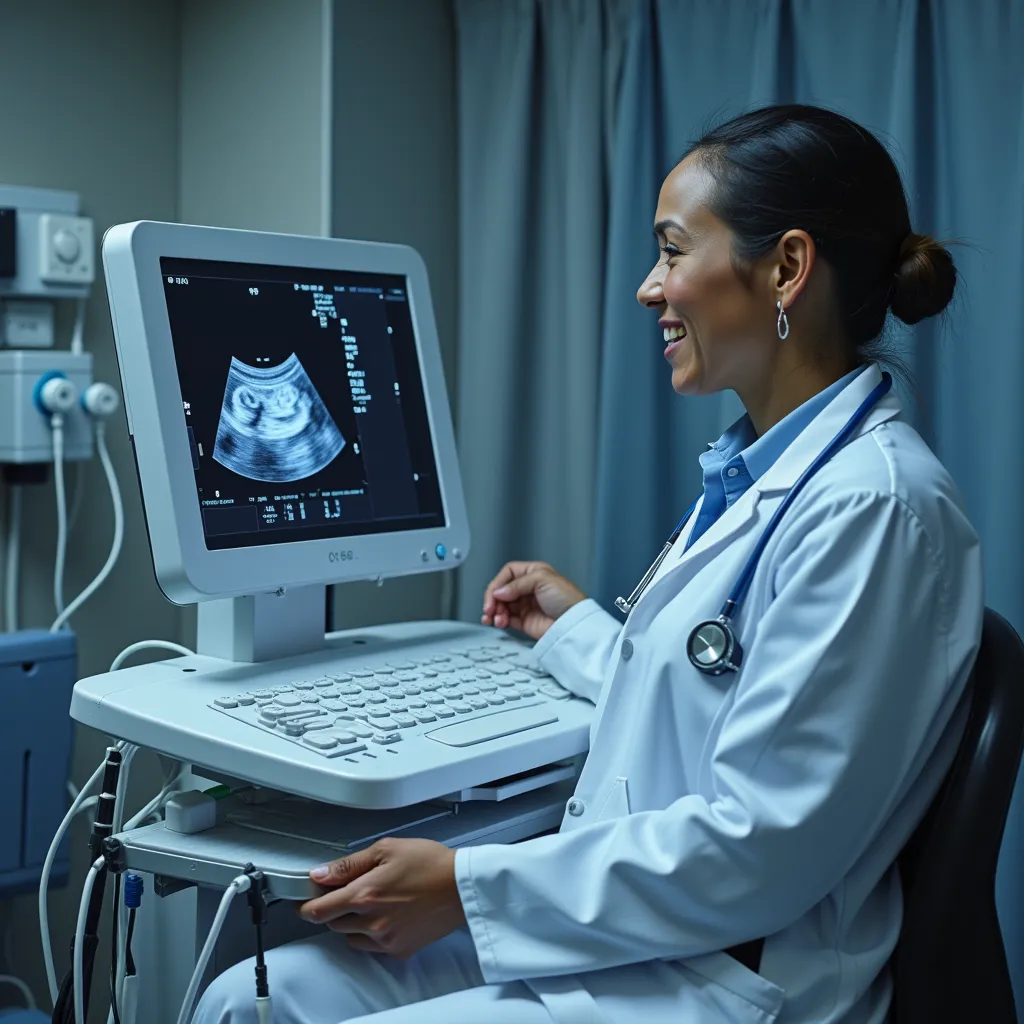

{"left": 212, "top": 354, "right": 345, "bottom": 482}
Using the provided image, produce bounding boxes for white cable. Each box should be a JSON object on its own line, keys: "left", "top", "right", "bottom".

{"left": 67, "top": 779, "right": 79, "bottom": 801}
{"left": 70, "top": 298, "right": 86, "bottom": 355}
{"left": 74, "top": 856, "right": 105, "bottom": 1024}
{"left": 52, "top": 414, "right": 68, "bottom": 618}
{"left": 4, "top": 484, "right": 22, "bottom": 632}
{"left": 109, "top": 640, "right": 195, "bottom": 673}
{"left": 39, "top": 747, "right": 124, "bottom": 1007}
{"left": 256, "top": 995, "right": 273, "bottom": 1023}
{"left": 67, "top": 460, "right": 85, "bottom": 535}
{"left": 176, "top": 875, "right": 251, "bottom": 1024}
{"left": 0, "top": 973, "right": 37, "bottom": 1010}
{"left": 121, "top": 973, "right": 138, "bottom": 1024}
{"left": 51, "top": 423, "right": 124, "bottom": 632}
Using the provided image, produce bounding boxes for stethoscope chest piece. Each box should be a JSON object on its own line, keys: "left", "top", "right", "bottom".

{"left": 687, "top": 616, "right": 744, "bottom": 675}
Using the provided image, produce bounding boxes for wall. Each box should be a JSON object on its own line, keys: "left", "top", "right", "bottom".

{"left": 0, "top": 0, "right": 184, "bottom": 1012}
{"left": 329, "top": 0, "right": 460, "bottom": 630}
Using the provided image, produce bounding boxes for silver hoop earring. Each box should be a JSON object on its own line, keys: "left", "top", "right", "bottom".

{"left": 776, "top": 300, "right": 790, "bottom": 340}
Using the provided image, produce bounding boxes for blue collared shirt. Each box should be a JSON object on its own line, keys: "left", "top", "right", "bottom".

{"left": 684, "top": 365, "right": 867, "bottom": 552}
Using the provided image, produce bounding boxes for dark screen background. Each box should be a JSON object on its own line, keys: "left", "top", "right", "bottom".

{"left": 159, "top": 256, "right": 445, "bottom": 550}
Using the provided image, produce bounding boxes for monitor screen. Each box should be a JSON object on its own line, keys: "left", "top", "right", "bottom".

{"left": 159, "top": 256, "right": 446, "bottom": 551}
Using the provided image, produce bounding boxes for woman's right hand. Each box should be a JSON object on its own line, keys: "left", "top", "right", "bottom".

{"left": 482, "top": 561, "right": 587, "bottom": 640}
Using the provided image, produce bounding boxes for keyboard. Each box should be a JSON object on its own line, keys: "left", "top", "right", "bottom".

{"left": 210, "top": 637, "right": 573, "bottom": 760}
{"left": 72, "top": 621, "right": 594, "bottom": 808}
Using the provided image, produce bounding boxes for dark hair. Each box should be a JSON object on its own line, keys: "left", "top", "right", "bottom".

{"left": 685, "top": 105, "right": 956, "bottom": 350}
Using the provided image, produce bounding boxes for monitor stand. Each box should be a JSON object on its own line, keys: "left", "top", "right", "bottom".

{"left": 196, "top": 584, "right": 328, "bottom": 663}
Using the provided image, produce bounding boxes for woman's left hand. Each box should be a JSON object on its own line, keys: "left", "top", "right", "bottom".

{"left": 298, "top": 837, "right": 466, "bottom": 958}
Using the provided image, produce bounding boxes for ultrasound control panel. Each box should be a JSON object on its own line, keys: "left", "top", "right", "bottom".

{"left": 160, "top": 257, "right": 446, "bottom": 551}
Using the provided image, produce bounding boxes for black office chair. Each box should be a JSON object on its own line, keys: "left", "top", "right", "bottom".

{"left": 892, "top": 607, "right": 1024, "bottom": 1023}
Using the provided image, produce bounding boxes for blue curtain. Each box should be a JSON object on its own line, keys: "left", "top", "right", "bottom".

{"left": 592, "top": 0, "right": 1024, "bottom": 1005}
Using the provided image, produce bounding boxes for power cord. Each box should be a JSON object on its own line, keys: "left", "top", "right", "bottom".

{"left": 176, "top": 874, "right": 253, "bottom": 1024}
{"left": 52, "top": 384, "right": 123, "bottom": 632}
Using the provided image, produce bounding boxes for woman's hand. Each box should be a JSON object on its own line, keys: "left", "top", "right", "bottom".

{"left": 482, "top": 561, "right": 586, "bottom": 639}
{"left": 299, "top": 838, "right": 465, "bottom": 959}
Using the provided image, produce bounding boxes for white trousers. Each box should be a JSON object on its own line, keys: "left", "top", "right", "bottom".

{"left": 191, "top": 927, "right": 555, "bottom": 1024}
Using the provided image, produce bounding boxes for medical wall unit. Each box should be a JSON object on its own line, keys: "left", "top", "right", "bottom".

{"left": 53, "top": 222, "right": 594, "bottom": 1024}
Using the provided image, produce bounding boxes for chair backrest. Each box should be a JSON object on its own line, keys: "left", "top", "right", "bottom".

{"left": 892, "top": 607, "right": 1024, "bottom": 1024}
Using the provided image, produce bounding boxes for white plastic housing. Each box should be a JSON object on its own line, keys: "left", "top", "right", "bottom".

{"left": 102, "top": 221, "right": 470, "bottom": 604}
{"left": 0, "top": 350, "right": 93, "bottom": 462}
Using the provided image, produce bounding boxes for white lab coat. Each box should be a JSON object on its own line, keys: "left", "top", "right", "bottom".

{"left": 454, "top": 363, "right": 984, "bottom": 1024}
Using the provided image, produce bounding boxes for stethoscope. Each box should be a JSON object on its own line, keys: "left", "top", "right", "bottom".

{"left": 615, "top": 372, "right": 892, "bottom": 676}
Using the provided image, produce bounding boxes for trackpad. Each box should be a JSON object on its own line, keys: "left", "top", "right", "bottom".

{"left": 426, "top": 706, "right": 560, "bottom": 747}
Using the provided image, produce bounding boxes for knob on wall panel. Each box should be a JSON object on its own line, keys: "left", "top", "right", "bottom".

{"left": 38, "top": 213, "right": 94, "bottom": 285}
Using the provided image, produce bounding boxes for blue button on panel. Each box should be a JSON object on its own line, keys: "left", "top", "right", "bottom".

{"left": 435, "top": 544, "right": 447, "bottom": 560}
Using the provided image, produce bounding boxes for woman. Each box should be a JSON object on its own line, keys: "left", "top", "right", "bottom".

{"left": 196, "top": 105, "right": 983, "bottom": 1024}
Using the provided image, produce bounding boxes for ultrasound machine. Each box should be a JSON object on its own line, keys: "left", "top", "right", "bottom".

{"left": 65, "top": 222, "right": 594, "bottom": 1023}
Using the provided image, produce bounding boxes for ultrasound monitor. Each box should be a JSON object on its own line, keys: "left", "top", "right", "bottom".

{"left": 102, "top": 222, "right": 469, "bottom": 603}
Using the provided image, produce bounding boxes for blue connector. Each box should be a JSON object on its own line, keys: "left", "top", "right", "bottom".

{"left": 124, "top": 873, "right": 144, "bottom": 909}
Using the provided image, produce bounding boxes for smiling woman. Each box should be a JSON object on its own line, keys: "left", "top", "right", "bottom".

{"left": 638, "top": 105, "right": 955, "bottom": 436}
{"left": 194, "top": 105, "right": 983, "bottom": 1024}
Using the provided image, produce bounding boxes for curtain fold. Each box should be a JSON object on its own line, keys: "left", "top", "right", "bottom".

{"left": 455, "top": 0, "right": 1023, "bottom": 1002}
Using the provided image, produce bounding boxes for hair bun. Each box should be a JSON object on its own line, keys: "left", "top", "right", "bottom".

{"left": 890, "top": 233, "right": 956, "bottom": 325}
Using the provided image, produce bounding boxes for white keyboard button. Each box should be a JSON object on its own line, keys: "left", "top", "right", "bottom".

{"left": 459, "top": 684, "right": 480, "bottom": 695}
{"left": 372, "top": 731, "right": 401, "bottom": 744}
{"left": 214, "top": 697, "right": 239, "bottom": 709}
{"left": 419, "top": 668, "right": 439, "bottom": 678}
{"left": 477, "top": 681, "right": 498, "bottom": 693}
{"left": 395, "top": 671, "right": 420, "bottom": 683}
{"left": 339, "top": 685, "right": 361, "bottom": 696}
{"left": 503, "top": 690, "right": 523, "bottom": 701}
{"left": 334, "top": 731, "right": 358, "bottom": 744}
{"left": 448, "top": 702, "right": 472, "bottom": 714}
{"left": 412, "top": 709, "right": 437, "bottom": 723}
{"left": 330, "top": 672, "right": 353, "bottom": 683}
{"left": 374, "top": 665, "right": 396, "bottom": 674}
{"left": 419, "top": 679, "right": 442, "bottom": 691}
{"left": 387, "top": 660, "right": 416, "bottom": 670}
{"left": 468, "top": 697, "right": 489, "bottom": 710}
{"left": 486, "top": 694, "right": 506, "bottom": 705}
{"left": 275, "top": 694, "right": 303, "bottom": 707}
{"left": 302, "top": 694, "right": 321, "bottom": 703}
{"left": 429, "top": 654, "right": 450, "bottom": 663}
{"left": 365, "top": 693, "right": 387, "bottom": 704}
{"left": 540, "top": 683, "right": 571, "bottom": 700}
{"left": 426, "top": 705, "right": 559, "bottom": 747}
{"left": 517, "top": 686, "right": 536, "bottom": 697}
{"left": 336, "top": 712, "right": 356, "bottom": 721}
{"left": 320, "top": 699, "right": 348, "bottom": 712}
{"left": 350, "top": 668, "right": 374, "bottom": 678}
{"left": 394, "top": 714, "right": 417, "bottom": 729}
{"left": 406, "top": 699, "right": 427, "bottom": 709}
{"left": 424, "top": 693, "right": 446, "bottom": 705}
{"left": 495, "top": 678, "right": 516, "bottom": 688}
{"left": 434, "top": 706, "right": 457, "bottom": 718}
{"left": 272, "top": 685, "right": 295, "bottom": 694}
{"left": 374, "top": 717, "right": 399, "bottom": 730}
{"left": 382, "top": 687, "right": 404, "bottom": 700}
{"left": 359, "top": 680, "right": 381, "bottom": 691}
{"left": 346, "top": 696, "right": 366, "bottom": 708}
{"left": 234, "top": 694, "right": 256, "bottom": 706}
{"left": 304, "top": 720, "right": 334, "bottom": 731}
{"left": 284, "top": 722, "right": 309, "bottom": 736}
{"left": 367, "top": 708, "right": 391, "bottom": 718}
{"left": 351, "top": 725, "right": 374, "bottom": 738}
{"left": 303, "top": 734, "right": 338, "bottom": 750}
{"left": 292, "top": 680, "right": 315, "bottom": 690}
{"left": 449, "top": 658, "right": 473, "bottom": 670}
{"left": 507, "top": 671, "right": 531, "bottom": 684}
{"left": 250, "top": 689, "right": 274, "bottom": 700}
{"left": 401, "top": 685, "right": 422, "bottom": 695}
